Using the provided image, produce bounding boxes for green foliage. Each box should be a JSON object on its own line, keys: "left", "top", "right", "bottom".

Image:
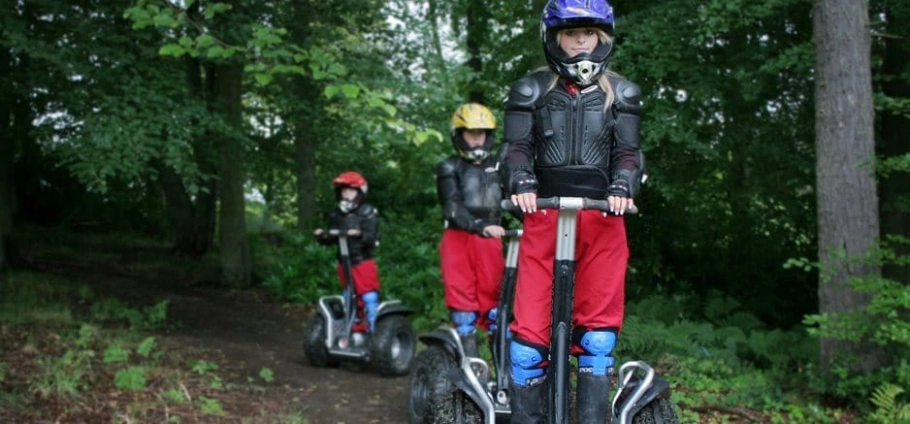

{"left": 31, "top": 349, "right": 94, "bottom": 400}
{"left": 91, "top": 298, "right": 170, "bottom": 331}
{"left": 114, "top": 366, "right": 148, "bottom": 391}
{"left": 869, "top": 384, "right": 910, "bottom": 423}
{"left": 163, "top": 388, "right": 189, "bottom": 405}
{"left": 260, "top": 234, "right": 337, "bottom": 303}
{"left": 801, "top": 236, "right": 910, "bottom": 407}
{"left": 0, "top": 272, "right": 79, "bottom": 324}
{"left": 259, "top": 367, "right": 275, "bottom": 383}
{"left": 189, "top": 359, "right": 219, "bottom": 376}
{"left": 103, "top": 345, "right": 130, "bottom": 364}
{"left": 136, "top": 337, "right": 157, "bottom": 359}
{"left": 198, "top": 396, "right": 225, "bottom": 416}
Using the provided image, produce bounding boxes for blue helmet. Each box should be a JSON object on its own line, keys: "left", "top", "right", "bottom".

{"left": 541, "top": 0, "right": 615, "bottom": 86}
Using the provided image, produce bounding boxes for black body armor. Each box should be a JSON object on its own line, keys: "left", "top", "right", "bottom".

{"left": 436, "top": 155, "right": 503, "bottom": 234}
{"left": 504, "top": 70, "right": 644, "bottom": 199}
{"left": 317, "top": 204, "right": 379, "bottom": 265}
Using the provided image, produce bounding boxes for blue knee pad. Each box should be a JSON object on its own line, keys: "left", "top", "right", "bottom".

{"left": 451, "top": 311, "right": 477, "bottom": 336}
{"left": 577, "top": 330, "right": 616, "bottom": 376}
{"left": 510, "top": 340, "right": 547, "bottom": 386}
{"left": 486, "top": 307, "right": 499, "bottom": 332}
{"left": 362, "top": 291, "right": 379, "bottom": 332}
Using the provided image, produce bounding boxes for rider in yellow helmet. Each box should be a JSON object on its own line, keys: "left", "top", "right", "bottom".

{"left": 436, "top": 103, "right": 506, "bottom": 357}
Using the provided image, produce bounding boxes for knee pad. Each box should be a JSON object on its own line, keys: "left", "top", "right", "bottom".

{"left": 509, "top": 339, "right": 547, "bottom": 386}
{"left": 362, "top": 291, "right": 379, "bottom": 330}
{"left": 451, "top": 310, "right": 477, "bottom": 336}
{"left": 575, "top": 329, "right": 616, "bottom": 376}
{"left": 486, "top": 307, "right": 499, "bottom": 332}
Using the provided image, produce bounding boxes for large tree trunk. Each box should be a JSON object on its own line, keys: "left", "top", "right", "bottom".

{"left": 157, "top": 1, "right": 217, "bottom": 257}
{"left": 465, "top": 0, "right": 485, "bottom": 104}
{"left": 159, "top": 52, "right": 218, "bottom": 257}
{"left": 878, "top": 4, "right": 910, "bottom": 284}
{"left": 294, "top": 119, "right": 317, "bottom": 230}
{"left": 0, "top": 45, "right": 12, "bottom": 272}
{"left": 214, "top": 62, "right": 251, "bottom": 287}
{"left": 288, "top": 3, "right": 319, "bottom": 231}
{"left": 813, "top": 0, "right": 885, "bottom": 373}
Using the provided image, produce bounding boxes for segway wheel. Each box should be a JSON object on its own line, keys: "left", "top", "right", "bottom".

{"left": 371, "top": 314, "right": 417, "bottom": 377}
{"left": 302, "top": 314, "right": 340, "bottom": 368}
{"left": 632, "top": 397, "right": 678, "bottom": 424}
{"left": 428, "top": 373, "right": 483, "bottom": 423}
{"left": 407, "top": 346, "right": 447, "bottom": 423}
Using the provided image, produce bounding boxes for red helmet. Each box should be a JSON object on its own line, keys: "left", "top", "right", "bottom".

{"left": 332, "top": 171, "right": 367, "bottom": 213}
{"left": 332, "top": 171, "right": 368, "bottom": 193}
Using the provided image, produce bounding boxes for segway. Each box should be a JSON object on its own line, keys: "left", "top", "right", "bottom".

{"left": 302, "top": 229, "right": 417, "bottom": 377}
{"left": 407, "top": 229, "right": 522, "bottom": 424}
{"left": 504, "top": 197, "right": 677, "bottom": 424}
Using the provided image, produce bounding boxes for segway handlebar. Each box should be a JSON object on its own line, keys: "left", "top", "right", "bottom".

{"left": 500, "top": 197, "right": 639, "bottom": 215}
{"left": 503, "top": 229, "right": 523, "bottom": 238}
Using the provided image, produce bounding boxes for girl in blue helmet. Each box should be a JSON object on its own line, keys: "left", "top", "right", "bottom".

{"left": 503, "top": 0, "right": 645, "bottom": 422}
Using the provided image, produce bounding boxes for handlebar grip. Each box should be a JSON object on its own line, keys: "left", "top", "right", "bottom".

{"left": 503, "top": 229, "right": 524, "bottom": 238}
{"left": 500, "top": 197, "right": 639, "bottom": 214}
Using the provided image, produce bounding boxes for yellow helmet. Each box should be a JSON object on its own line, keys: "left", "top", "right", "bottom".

{"left": 450, "top": 103, "right": 496, "bottom": 162}
{"left": 451, "top": 103, "right": 496, "bottom": 131}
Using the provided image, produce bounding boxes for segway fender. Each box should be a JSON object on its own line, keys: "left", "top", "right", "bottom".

{"left": 376, "top": 300, "right": 414, "bottom": 318}
{"left": 418, "top": 328, "right": 459, "bottom": 358}
{"left": 612, "top": 374, "right": 672, "bottom": 422}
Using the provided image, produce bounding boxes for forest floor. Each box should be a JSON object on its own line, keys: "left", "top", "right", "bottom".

{"left": 4, "top": 234, "right": 409, "bottom": 424}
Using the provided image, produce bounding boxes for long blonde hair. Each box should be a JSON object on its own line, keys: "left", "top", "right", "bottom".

{"left": 547, "top": 28, "right": 616, "bottom": 110}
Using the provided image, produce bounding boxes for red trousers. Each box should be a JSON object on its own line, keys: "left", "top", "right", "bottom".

{"left": 336, "top": 259, "right": 381, "bottom": 332}
{"left": 439, "top": 229, "right": 504, "bottom": 329}
{"left": 509, "top": 209, "right": 628, "bottom": 349}
{"left": 335, "top": 259, "right": 381, "bottom": 295}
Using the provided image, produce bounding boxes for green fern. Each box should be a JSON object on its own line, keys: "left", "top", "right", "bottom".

{"left": 870, "top": 384, "right": 910, "bottom": 423}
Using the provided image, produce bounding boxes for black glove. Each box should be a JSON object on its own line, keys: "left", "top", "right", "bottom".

{"left": 511, "top": 171, "right": 539, "bottom": 194}
{"left": 608, "top": 180, "right": 631, "bottom": 198}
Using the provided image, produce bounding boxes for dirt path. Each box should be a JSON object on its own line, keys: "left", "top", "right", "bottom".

{"left": 27, "top": 258, "right": 411, "bottom": 424}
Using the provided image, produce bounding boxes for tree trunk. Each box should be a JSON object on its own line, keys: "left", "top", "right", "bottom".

{"left": 288, "top": 3, "right": 319, "bottom": 231}
{"left": 157, "top": 53, "right": 218, "bottom": 257}
{"left": 465, "top": 0, "right": 485, "bottom": 104}
{"left": 0, "top": 45, "right": 12, "bottom": 272}
{"left": 878, "top": 4, "right": 910, "bottom": 284}
{"left": 294, "top": 120, "right": 318, "bottom": 230}
{"left": 213, "top": 62, "right": 251, "bottom": 287}
{"left": 813, "top": 0, "right": 885, "bottom": 373}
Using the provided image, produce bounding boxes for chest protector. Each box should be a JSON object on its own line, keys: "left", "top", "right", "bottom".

{"left": 437, "top": 156, "right": 502, "bottom": 232}
{"left": 533, "top": 81, "right": 615, "bottom": 198}
{"left": 457, "top": 159, "right": 502, "bottom": 222}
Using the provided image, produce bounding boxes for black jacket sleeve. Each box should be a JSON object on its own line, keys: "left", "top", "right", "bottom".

{"left": 356, "top": 205, "right": 380, "bottom": 245}
{"left": 609, "top": 78, "right": 645, "bottom": 197}
{"left": 316, "top": 211, "right": 340, "bottom": 245}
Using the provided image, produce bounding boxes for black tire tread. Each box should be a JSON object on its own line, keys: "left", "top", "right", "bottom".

{"left": 302, "top": 314, "right": 340, "bottom": 368}
{"left": 371, "top": 314, "right": 417, "bottom": 377}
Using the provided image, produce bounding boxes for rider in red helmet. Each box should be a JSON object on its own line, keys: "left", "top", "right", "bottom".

{"left": 504, "top": 0, "right": 645, "bottom": 422}
{"left": 314, "top": 171, "right": 382, "bottom": 335}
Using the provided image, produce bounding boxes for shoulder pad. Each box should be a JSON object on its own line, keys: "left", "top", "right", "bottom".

{"left": 614, "top": 78, "right": 642, "bottom": 108}
{"left": 357, "top": 204, "right": 377, "bottom": 217}
{"left": 436, "top": 157, "right": 458, "bottom": 176}
{"left": 506, "top": 71, "right": 552, "bottom": 109}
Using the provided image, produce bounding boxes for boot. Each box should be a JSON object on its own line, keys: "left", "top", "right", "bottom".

{"left": 575, "top": 371, "right": 612, "bottom": 424}
{"left": 509, "top": 379, "right": 547, "bottom": 424}
{"left": 459, "top": 333, "right": 480, "bottom": 358}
